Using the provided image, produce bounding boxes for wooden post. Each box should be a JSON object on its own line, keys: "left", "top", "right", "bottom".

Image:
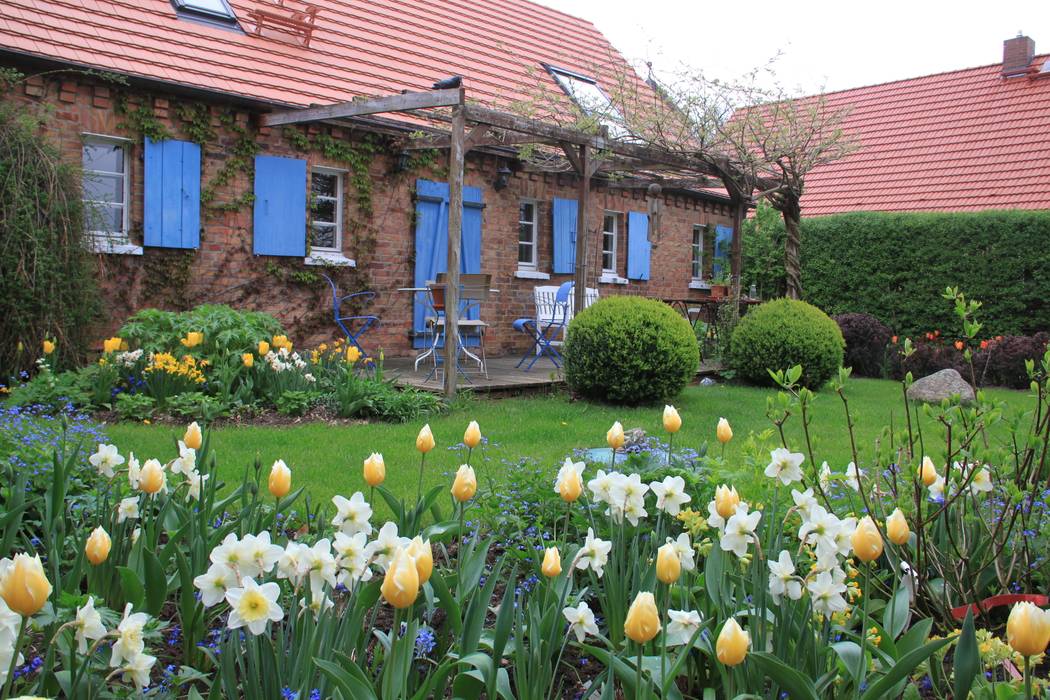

{"left": 573, "top": 144, "right": 590, "bottom": 316}
{"left": 443, "top": 91, "right": 466, "bottom": 397}
{"left": 729, "top": 196, "right": 745, "bottom": 299}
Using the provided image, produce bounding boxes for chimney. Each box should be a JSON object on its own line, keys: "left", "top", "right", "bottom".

{"left": 1003, "top": 33, "right": 1035, "bottom": 77}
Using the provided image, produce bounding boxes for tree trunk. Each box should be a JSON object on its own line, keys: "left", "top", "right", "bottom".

{"left": 779, "top": 196, "right": 802, "bottom": 300}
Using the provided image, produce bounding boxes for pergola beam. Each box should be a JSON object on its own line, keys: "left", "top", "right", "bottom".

{"left": 261, "top": 88, "right": 464, "bottom": 127}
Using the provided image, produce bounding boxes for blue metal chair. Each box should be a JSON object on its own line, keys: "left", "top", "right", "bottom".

{"left": 322, "top": 274, "right": 379, "bottom": 357}
{"left": 513, "top": 281, "right": 573, "bottom": 371}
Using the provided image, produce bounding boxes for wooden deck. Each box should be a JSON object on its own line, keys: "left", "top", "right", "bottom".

{"left": 387, "top": 355, "right": 724, "bottom": 394}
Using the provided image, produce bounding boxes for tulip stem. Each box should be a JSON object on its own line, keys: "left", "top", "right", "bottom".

{"left": 855, "top": 563, "right": 870, "bottom": 700}
{"left": 416, "top": 453, "right": 426, "bottom": 507}
{"left": 636, "top": 643, "right": 644, "bottom": 700}
{"left": 1023, "top": 655, "right": 1032, "bottom": 700}
{"left": 667, "top": 433, "right": 674, "bottom": 466}
{"left": 2, "top": 617, "right": 27, "bottom": 699}
{"left": 457, "top": 501, "right": 465, "bottom": 596}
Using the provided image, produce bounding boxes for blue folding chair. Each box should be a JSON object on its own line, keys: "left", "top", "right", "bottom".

{"left": 513, "top": 281, "right": 573, "bottom": 371}
{"left": 322, "top": 274, "right": 379, "bottom": 357}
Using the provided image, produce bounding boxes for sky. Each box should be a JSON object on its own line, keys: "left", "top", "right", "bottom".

{"left": 536, "top": 0, "right": 1050, "bottom": 94}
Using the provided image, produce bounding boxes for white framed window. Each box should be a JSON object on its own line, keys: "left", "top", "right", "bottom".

{"left": 82, "top": 134, "right": 139, "bottom": 254}
{"left": 309, "top": 168, "right": 343, "bottom": 252}
{"left": 546, "top": 65, "right": 628, "bottom": 139}
{"left": 601, "top": 212, "right": 618, "bottom": 274}
{"left": 691, "top": 225, "right": 705, "bottom": 280}
{"left": 518, "top": 200, "right": 538, "bottom": 270}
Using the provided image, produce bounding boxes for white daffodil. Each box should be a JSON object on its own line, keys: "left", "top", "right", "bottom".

{"left": 621, "top": 498, "right": 648, "bottom": 527}
{"left": 665, "top": 609, "right": 703, "bottom": 646}
{"left": 650, "top": 475, "right": 692, "bottom": 516}
{"left": 299, "top": 593, "right": 334, "bottom": 619}
{"left": 226, "top": 577, "right": 284, "bottom": 635}
{"left": 928, "top": 473, "right": 947, "bottom": 502}
{"left": 242, "top": 532, "right": 283, "bottom": 577}
{"left": 587, "top": 469, "right": 616, "bottom": 505}
{"left": 117, "top": 496, "right": 140, "bottom": 523}
{"left": 276, "top": 542, "right": 308, "bottom": 586}
{"left": 334, "top": 531, "right": 373, "bottom": 586}
{"left": 562, "top": 601, "right": 600, "bottom": 642}
{"left": 126, "top": 452, "right": 141, "bottom": 489}
{"left": 365, "top": 522, "right": 408, "bottom": 572}
{"left": 671, "top": 532, "right": 696, "bottom": 571}
{"left": 193, "top": 562, "right": 236, "bottom": 607}
{"left": 798, "top": 505, "right": 839, "bottom": 554}
{"left": 0, "top": 598, "right": 24, "bottom": 686}
{"left": 210, "top": 533, "right": 250, "bottom": 576}
{"left": 765, "top": 448, "right": 805, "bottom": 485}
{"left": 110, "top": 603, "right": 149, "bottom": 668}
{"left": 120, "top": 651, "right": 157, "bottom": 691}
{"left": 829, "top": 517, "right": 857, "bottom": 560}
{"left": 791, "top": 488, "right": 818, "bottom": 519}
{"left": 331, "top": 492, "right": 374, "bottom": 537}
{"left": 720, "top": 504, "right": 762, "bottom": 557}
{"left": 819, "top": 461, "right": 833, "bottom": 491}
{"left": 184, "top": 468, "right": 209, "bottom": 501}
{"left": 171, "top": 441, "right": 196, "bottom": 476}
{"left": 74, "top": 597, "right": 107, "bottom": 653}
{"left": 767, "top": 550, "right": 803, "bottom": 604}
{"left": 706, "top": 500, "right": 726, "bottom": 532}
{"left": 298, "top": 538, "right": 337, "bottom": 596}
{"left": 575, "top": 528, "right": 613, "bottom": 577}
{"left": 969, "top": 467, "right": 993, "bottom": 495}
{"left": 845, "top": 462, "right": 862, "bottom": 491}
{"left": 808, "top": 570, "right": 848, "bottom": 618}
{"left": 89, "top": 443, "right": 124, "bottom": 478}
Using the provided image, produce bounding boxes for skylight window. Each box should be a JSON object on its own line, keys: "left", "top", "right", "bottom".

{"left": 546, "top": 65, "right": 627, "bottom": 138}
{"left": 172, "top": 0, "right": 239, "bottom": 25}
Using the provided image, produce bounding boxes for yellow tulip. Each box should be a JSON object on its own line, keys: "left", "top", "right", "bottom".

{"left": 85, "top": 526, "right": 112, "bottom": 565}
{"left": 242, "top": 353, "right": 254, "bottom": 368}
{"left": 103, "top": 337, "right": 123, "bottom": 354}
{"left": 183, "top": 421, "right": 202, "bottom": 450}
{"left": 463, "top": 420, "right": 482, "bottom": 449}
{"left": 381, "top": 547, "right": 420, "bottom": 609}
{"left": 138, "top": 459, "right": 166, "bottom": 495}
{"left": 416, "top": 424, "right": 435, "bottom": 454}
{"left": 181, "top": 332, "right": 203, "bottom": 348}
{"left": 268, "top": 460, "right": 291, "bottom": 499}
{"left": 258, "top": 340, "right": 270, "bottom": 355}
{"left": 624, "top": 591, "right": 661, "bottom": 644}
{"left": 272, "top": 335, "right": 291, "bottom": 351}
{"left": 363, "top": 452, "right": 386, "bottom": 487}
{"left": 346, "top": 346, "right": 361, "bottom": 363}
{"left": 406, "top": 536, "right": 433, "bottom": 584}
{"left": 885, "top": 508, "right": 910, "bottom": 546}
{"left": 919, "top": 456, "right": 938, "bottom": 487}
{"left": 663, "top": 405, "right": 682, "bottom": 434}
{"left": 715, "top": 484, "right": 740, "bottom": 519}
{"left": 607, "top": 421, "right": 625, "bottom": 450}
{"left": 541, "top": 547, "right": 562, "bottom": 578}
{"left": 851, "top": 516, "right": 884, "bottom": 563}
{"left": 42, "top": 340, "right": 55, "bottom": 355}
{"left": 717, "top": 417, "right": 733, "bottom": 445}
{"left": 1006, "top": 601, "right": 1050, "bottom": 657}
{"left": 0, "top": 553, "right": 52, "bottom": 616}
{"left": 656, "top": 541, "right": 681, "bottom": 585}
{"left": 716, "top": 617, "right": 749, "bottom": 666}
{"left": 556, "top": 468, "right": 583, "bottom": 503}
{"left": 451, "top": 464, "right": 477, "bottom": 502}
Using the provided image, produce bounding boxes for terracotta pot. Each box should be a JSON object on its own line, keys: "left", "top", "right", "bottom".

{"left": 709, "top": 284, "right": 728, "bottom": 299}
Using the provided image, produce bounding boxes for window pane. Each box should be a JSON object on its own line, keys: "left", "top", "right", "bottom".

{"left": 602, "top": 251, "right": 614, "bottom": 271}
{"left": 603, "top": 231, "right": 614, "bottom": 253}
{"left": 311, "top": 172, "right": 337, "bottom": 198}
{"left": 519, "top": 201, "right": 535, "bottom": 223}
{"left": 84, "top": 203, "right": 123, "bottom": 233}
{"left": 518, "top": 222, "right": 534, "bottom": 244}
{"left": 603, "top": 214, "right": 615, "bottom": 233}
{"left": 311, "top": 223, "right": 336, "bottom": 249}
{"left": 312, "top": 198, "right": 336, "bottom": 224}
{"left": 176, "top": 0, "right": 235, "bottom": 18}
{"left": 83, "top": 173, "right": 124, "bottom": 203}
{"left": 518, "top": 243, "right": 533, "bottom": 265}
{"left": 83, "top": 141, "right": 124, "bottom": 174}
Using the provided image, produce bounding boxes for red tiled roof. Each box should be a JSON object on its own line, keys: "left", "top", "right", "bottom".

{"left": 0, "top": 0, "right": 637, "bottom": 115}
{"left": 800, "top": 58, "right": 1050, "bottom": 215}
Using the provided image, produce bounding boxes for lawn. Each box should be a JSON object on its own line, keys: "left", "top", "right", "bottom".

{"left": 103, "top": 377, "right": 1034, "bottom": 511}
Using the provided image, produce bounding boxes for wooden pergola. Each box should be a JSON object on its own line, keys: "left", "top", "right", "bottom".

{"left": 262, "top": 87, "right": 749, "bottom": 396}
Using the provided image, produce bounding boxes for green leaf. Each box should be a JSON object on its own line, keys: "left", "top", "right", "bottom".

{"left": 421, "top": 520, "right": 462, "bottom": 542}
{"left": 580, "top": 644, "right": 638, "bottom": 697}
{"left": 143, "top": 548, "right": 167, "bottom": 616}
{"left": 427, "top": 574, "right": 462, "bottom": 636}
{"left": 954, "top": 609, "right": 981, "bottom": 700}
{"left": 377, "top": 487, "right": 404, "bottom": 522}
{"left": 749, "top": 652, "right": 820, "bottom": 700}
{"left": 117, "top": 566, "right": 145, "bottom": 610}
{"left": 860, "top": 636, "right": 955, "bottom": 700}
{"left": 705, "top": 546, "right": 726, "bottom": 610}
{"left": 832, "top": 641, "right": 863, "bottom": 684}
{"left": 882, "top": 585, "right": 911, "bottom": 640}
{"left": 315, "top": 657, "right": 377, "bottom": 700}
{"left": 896, "top": 618, "right": 934, "bottom": 656}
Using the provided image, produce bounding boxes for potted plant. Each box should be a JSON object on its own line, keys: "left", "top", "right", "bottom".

{"left": 709, "top": 267, "right": 731, "bottom": 298}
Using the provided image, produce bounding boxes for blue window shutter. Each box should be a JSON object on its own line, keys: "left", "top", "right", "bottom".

{"left": 253, "top": 155, "right": 307, "bottom": 256}
{"left": 713, "top": 224, "right": 734, "bottom": 277}
{"left": 552, "top": 198, "right": 578, "bottom": 274}
{"left": 144, "top": 138, "right": 201, "bottom": 249}
{"left": 626, "top": 211, "right": 651, "bottom": 280}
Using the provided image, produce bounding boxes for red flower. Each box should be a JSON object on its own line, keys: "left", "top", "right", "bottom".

{"left": 980, "top": 340, "right": 989, "bottom": 350}
{"left": 954, "top": 340, "right": 964, "bottom": 351}
{"left": 891, "top": 335, "right": 898, "bottom": 344}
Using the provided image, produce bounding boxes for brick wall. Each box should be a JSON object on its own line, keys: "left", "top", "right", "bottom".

{"left": 5, "top": 69, "right": 736, "bottom": 358}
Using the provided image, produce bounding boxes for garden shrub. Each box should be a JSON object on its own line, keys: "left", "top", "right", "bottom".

{"left": 563, "top": 296, "right": 699, "bottom": 404}
{"left": 833, "top": 312, "right": 892, "bottom": 378}
{"left": 114, "top": 392, "right": 155, "bottom": 421}
{"left": 728, "top": 299, "right": 844, "bottom": 388}
{"left": 977, "top": 333, "right": 1050, "bottom": 389}
{"left": 119, "top": 304, "right": 284, "bottom": 363}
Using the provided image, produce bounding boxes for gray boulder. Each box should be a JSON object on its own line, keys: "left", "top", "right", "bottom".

{"left": 906, "top": 368, "right": 975, "bottom": 404}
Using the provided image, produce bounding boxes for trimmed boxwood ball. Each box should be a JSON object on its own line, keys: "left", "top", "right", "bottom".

{"left": 563, "top": 296, "right": 699, "bottom": 405}
{"left": 729, "top": 299, "right": 844, "bottom": 388}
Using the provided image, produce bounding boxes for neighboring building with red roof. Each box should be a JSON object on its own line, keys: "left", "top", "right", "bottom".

{"left": 801, "top": 35, "right": 1050, "bottom": 216}
{"left": 0, "top": 0, "right": 737, "bottom": 357}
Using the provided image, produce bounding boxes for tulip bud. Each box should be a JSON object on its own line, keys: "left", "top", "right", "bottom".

{"left": 851, "top": 516, "right": 884, "bottom": 563}
{"left": 1006, "top": 601, "right": 1050, "bottom": 657}
{"left": 138, "top": 459, "right": 166, "bottom": 495}
{"left": 885, "top": 508, "right": 910, "bottom": 546}
{"left": 103, "top": 337, "right": 123, "bottom": 353}
{"left": 463, "top": 420, "right": 482, "bottom": 449}
{"left": 714, "top": 484, "right": 740, "bottom": 519}
{"left": 363, "top": 452, "right": 386, "bottom": 488}
{"left": 556, "top": 468, "right": 583, "bottom": 503}
{"left": 346, "top": 346, "right": 361, "bottom": 363}
{"left": 0, "top": 553, "right": 52, "bottom": 616}
{"left": 268, "top": 460, "right": 291, "bottom": 499}
{"left": 183, "top": 421, "right": 202, "bottom": 451}
{"left": 624, "top": 591, "right": 661, "bottom": 644}
{"left": 716, "top": 617, "right": 749, "bottom": 666}
{"left": 663, "top": 405, "right": 682, "bottom": 434}
{"left": 716, "top": 417, "right": 733, "bottom": 445}
{"left": 541, "top": 547, "right": 562, "bottom": 578}
{"left": 258, "top": 340, "right": 270, "bottom": 355}
{"left": 451, "top": 464, "right": 477, "bottom": 502}
{"left": 416, "top": 424, "right": 435, "bottom": 454}
{"left": 406, "top": 536, "right": 433, "bottom": 584}
{"left": 85, "top": 527, "right": 112, "bottom": 566}
{"left": 242, "top": 353, "right": 254, "bottom": 368}
{"left": 607, "top": 421, "right": 625, "bottom": 450}
{"left": 381, "top": 548, "right": 420, "bottom": 609}
{"left": 656, "top": 540, "right": 681, "bottom": 585}
{"left": 919, "top": 456, "right": 938, "bottom": 487}
{"left": 42, "top": 339, "right": 55, "bottom": 355}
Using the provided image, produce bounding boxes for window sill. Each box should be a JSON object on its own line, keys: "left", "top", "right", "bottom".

{"left": 87, "top": 236, "right": 143, "bottom": 256}
{"left": 688, "top": 280, "right": 711, "bottom": 290}
{"left": 514, "top": 269, "right": 550, "bottom": 280}
{"left": 305, "top": 252, "right": 356, "bottom": 267}
{"left": 598, "top": 274, "right": 628, "bottom": 285}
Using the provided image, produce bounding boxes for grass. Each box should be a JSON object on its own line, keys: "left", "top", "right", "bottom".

{"left": 102, "top": 378, "right": 1035, "bottom": 514}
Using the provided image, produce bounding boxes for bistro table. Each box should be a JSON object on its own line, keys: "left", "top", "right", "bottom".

{"left": 397, "top": 285, "right": 500, "bottom": 380}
